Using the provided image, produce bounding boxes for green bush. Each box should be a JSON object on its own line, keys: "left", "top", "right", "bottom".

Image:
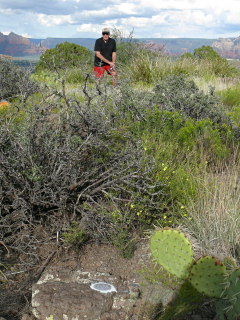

{"left": 193, "top": 45, "right": 221, "bottom": 60}
{"left": 193, "top": 46, "right": 237, "bottom": 77}
{"left": 218, "top": 86, "right": 240, "bottom": 137}
{"left": 36, "top": 42, "right": 92, "bottom": 73}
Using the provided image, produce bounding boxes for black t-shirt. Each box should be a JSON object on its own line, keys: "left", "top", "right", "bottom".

{"left": 94, "top": 37, "right": 116, "bottom": 67}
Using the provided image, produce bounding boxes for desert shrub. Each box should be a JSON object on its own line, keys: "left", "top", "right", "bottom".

{"left": 152, "top": 74, "right": 226, "bottom": 123}
{"left": 1, "top": 75, "right": 168, "bottom": 273}
{"left": 36, "top": 42, "right": 92, "bottom": 73}
{"left": 0, "top": 58, "right": 38, "bottom": 101}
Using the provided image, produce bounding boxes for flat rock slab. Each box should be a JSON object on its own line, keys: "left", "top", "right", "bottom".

{"left": 31, "top": 242, "right": 175, "bottom": 320}
{"left": 32, "top": 281, "right": 113, "bottom": 320}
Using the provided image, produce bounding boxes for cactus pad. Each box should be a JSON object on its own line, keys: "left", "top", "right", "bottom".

{"left": 150, "top": 229, "right": 193, "bottom": 279}
{"left": 224, "top": 269, "right": 240, "bottom": 315}
{"left": 189, "top": 256, "right": 227, "bottom": 298}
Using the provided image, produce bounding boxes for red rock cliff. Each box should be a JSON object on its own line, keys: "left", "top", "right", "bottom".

{"left": 212, "top": 36, "right": 240, "bottom": 59}
{"left": 0, "top": 32, "right": 47, "bottom": 56}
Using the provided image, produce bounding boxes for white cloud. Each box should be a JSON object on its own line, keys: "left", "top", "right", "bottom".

{"left": 114, "top": 3, "right": 138, "bottom": 14}
{"left": 37, "top": 13, "right": 74, "bottom": 27}
{"left": 0, "top": 8, "right": 16, "bottom": 15}
{"left": 76, "top": 23, "right": 102, "bottom": 33}
{"left": 0, "top": 0, "right": 240, "bottom": 38}
{"left": 225, "top": 8, "right": 240, "bottom": 24}
{"left": 78, "top": 8, "right": 112, "bottom": 18}
{"left": 121, "top": 16, "right": 150, "bottom": 27}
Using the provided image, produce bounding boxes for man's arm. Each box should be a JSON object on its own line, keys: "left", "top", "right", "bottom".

{"left": 95, "top": 51, "right": 115, "bottom": 67}
{"left": 112, "top": 52, "right": 116, "bottom": 64}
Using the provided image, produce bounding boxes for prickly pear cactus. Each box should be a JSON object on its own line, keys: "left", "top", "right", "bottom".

{"left": 189, "top": 256, "right": 227, "bottom": 298}
{"left": 224, "top": 269, "right": 240, "bottom": 316}
{"left": 150, "top": 229, "right": 194, "bottom": 279}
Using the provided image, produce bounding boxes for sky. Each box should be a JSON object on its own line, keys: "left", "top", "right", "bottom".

{"left": 0, "top": 0, "right": 240, "bottom": 39}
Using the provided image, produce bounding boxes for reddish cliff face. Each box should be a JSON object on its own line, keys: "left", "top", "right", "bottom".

{"left": 212, "top": 36, "right": 240, "bottom": 59}
{"left": 0, "top": 32, "right": 47, "bottom": 56}
{"left": 7, "top": 32, "right": 30, "bottom": 45}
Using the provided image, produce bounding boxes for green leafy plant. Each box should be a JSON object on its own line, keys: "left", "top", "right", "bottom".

{"left": 63, "top": 222, "right": 88, "bottom": 248}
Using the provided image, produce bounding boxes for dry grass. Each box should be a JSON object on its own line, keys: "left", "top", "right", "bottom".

{"left": 193, "top": 76, "right": 240, "bottom": 93}
{"left": 184, "top": 159, "right": 240, "bottom": 263}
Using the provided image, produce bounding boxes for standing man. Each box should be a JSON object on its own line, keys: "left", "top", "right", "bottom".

{"left": 94, "top": 28, "right": 117, "bottom": 86}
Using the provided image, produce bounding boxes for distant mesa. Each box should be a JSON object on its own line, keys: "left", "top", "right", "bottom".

{"left": 212, "top": 36, "right": 240, "bottom": 59}
{"left": 0, "top": 32, "right": 240, "bottom": 59}
{"left": 0, "top": 32, "right": 47, "bottom": 57}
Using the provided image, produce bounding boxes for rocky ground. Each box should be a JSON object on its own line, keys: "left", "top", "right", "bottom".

{"left": 1, "top": 239, "right": 217, "bottom": 320}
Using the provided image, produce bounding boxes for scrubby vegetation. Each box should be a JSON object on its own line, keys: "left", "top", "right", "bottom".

{"left": 0, "top": 41, "right": 239, "bottom": 319}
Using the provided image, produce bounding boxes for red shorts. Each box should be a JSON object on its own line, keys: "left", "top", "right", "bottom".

{"left": 94, "top": 65, "right": 112, "bottom": 78}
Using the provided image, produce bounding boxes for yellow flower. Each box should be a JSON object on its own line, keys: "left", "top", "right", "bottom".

{"left": 181, "top": 205, "right": 185, "bottom": 209}
{"left": 130, "top": 204, "right": 135, "bottom": 209}
{"left": 163, "top": 166, "right": 167, "bottom": 171}
{"left": 163, "top": 215, "right": 167, "bottom": 219}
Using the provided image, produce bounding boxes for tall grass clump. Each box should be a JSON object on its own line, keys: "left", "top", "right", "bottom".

{"left": 220, "top": 85, "right": 240, "bottom": 108}
{"left": 183, "top": 159, "right": 240, "bottom": 261}
{"left": 125, "top": 45, "right": 239, "bottom": 85}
